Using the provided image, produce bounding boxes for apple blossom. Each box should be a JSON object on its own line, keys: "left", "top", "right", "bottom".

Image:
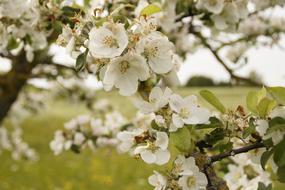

{"left": 103, "top": 52, "right": 150, "bottom": 96}
{"left": 88, "top": 23, "right": 128, "bottom": 58}
{"left": 134, "top": 131, "right": 170, "bottom": 165}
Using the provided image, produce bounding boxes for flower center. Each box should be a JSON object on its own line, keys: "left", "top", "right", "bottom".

{"left": 179, "top": 108, "right": 190, "bottom": 119}
{"left": 187, "top": 175, "right": 197, "bottom": 188}
{"left": 144, "top": 46, "right": 159, "bottom": 58}
{"left": 102, "top": 35, "right": 118, "bottom": 48}
{"left": 119, "top": 60, "right": 130, "bottom": 73}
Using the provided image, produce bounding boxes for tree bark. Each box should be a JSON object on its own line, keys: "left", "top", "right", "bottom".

{"left": 0, "top": 51, "right": 41, "bottom": 125}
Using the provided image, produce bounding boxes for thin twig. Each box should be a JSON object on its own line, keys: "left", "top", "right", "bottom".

{"left": 210, "top": 141, "right": 265, "bottom": 163}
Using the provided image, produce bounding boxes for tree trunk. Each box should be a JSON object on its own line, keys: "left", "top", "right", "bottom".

{"left": 0, "top": 51, "right": 39, "bottom": 125}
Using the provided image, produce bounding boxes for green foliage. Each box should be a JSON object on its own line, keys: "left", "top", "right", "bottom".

{"left": 200, "top": 90, "right": 226, "bottom": 113}
{"left": 268, "top": 87, "right": 285, "bottom": 105}
{"left": 186, "top": 76, "right": 215, "bottom": 87}
{"left": 61, "top": 6, "right": 82, "bottom": 17}
{"left": 75, "top": 50, "right": 88, "bottom": 72}
{"left": 257, "top": 98, "right": 276, "bottom": 118}
{"left": 268, "top": 117, "right": 285, "bottom": 133}
{"left": 242, "top": 118, "right": 256, "bottom": 138}
{"left": 194, "top": 117, "right": 222, "bottom": 130}
{"left": 260, "top": 149, "right": 274, "bottom": 170}
{"left": 273, "top": 139, "right": 285, "bottom": 168}
{"left": 277, "top": 166, "right": 285, "bottom": 183}
{"left": 7, "top": 37, "right": 19, "bottom": 51}
{"left": 246, "top": 87, "right": 267, "bottom": 114}
{"left": 258, "top": 182, "right": 272, "bottom": 190}
{"left": 204, "top": 128, "right": 226, "bottom": 145}
{"left": 140, "top": 4, "right": 161, "bottom": 16}
{"left": 170, "top": 127, "right": 193, "bottom": 153}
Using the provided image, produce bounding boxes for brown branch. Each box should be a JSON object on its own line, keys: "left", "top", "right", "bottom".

{"left": 210, "top": 141, "right": 265, "bottom": 163}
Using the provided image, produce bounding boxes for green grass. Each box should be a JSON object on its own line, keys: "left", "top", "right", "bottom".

{"left": 0, "top": 87, "right": 284, "bottom": 190}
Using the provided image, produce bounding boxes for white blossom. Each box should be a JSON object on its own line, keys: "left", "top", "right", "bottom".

{"left": 116, "top": 128, "right": 145, "bottom": 153}
{"left": 136, "top": 31, "right": 174, "bottom": 74}
{"left": 134, "top": 131, "right": 170, "bottom": 165}
{"left": 169, "top": 94, "right": 211, "bottom": 131}
{"left": 174, "top": 156, "right": 208, "bottom": 190}
{"left": 103, "top": 52, "right": 150, "bottom": 96}
{"left": 196, "top": 0, "right": 225, "bottom": 14}
{"left": 136, "top": 86, "right": 172, "bottom": 114}
{"left": 148, "top": 171, "right": 167, "bottom": 190}
{"left": 88, "top": 22, "right": 128, "bottom": 58}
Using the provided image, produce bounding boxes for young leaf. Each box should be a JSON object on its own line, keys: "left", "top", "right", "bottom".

{"left": 268, "top": 86, "right": 285, "bottom": 105}
{"left": 273, "top": 139, "right": 285, "bottom": 167}
{"left": 277, "top": 166, "right": 285, "bottom": 183}
{"left": 195, "top": 117, "right": 222, "bottom": 130}
{"left": 199, "top": 90, "right": 226, "bottom": 113}
{"left": 246, "top": 87, "right": 266, "bottom": 114}
{"left": 268, "top": 117, "right": 285, "bottom": 133}
{"left": 170, "top": 127, "right": 193, "bottom": 153}
{"left": 75, "top": 50, "right": 88, "bottom": 72}
{"left": 257, "top": 182, "right": 272, "bottom": 190}
{"left": 257, "top": 98, "right": 276, "bottom": 118}
{"left": 243, "top": 118, "right": 256, "bottom": 138}
{"left": 140, "top": 4, "right": 161, "bottom": 17}
{"left": 260, "top": 149, "right": 274, "bottom": 170}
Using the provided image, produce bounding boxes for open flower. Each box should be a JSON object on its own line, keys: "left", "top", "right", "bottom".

{"left": 134, "top": 131, "right": 170, "bottom": 165}
{"left": 148, "top": 171, "right": 167, "bottom": 190}
{"left": 88, "top": 22, "right": 128, "bottom": 58}
{"left": 136, "top": 31, "right": 174, "bottom": 74}
{"left": 116, "top": 128, "right": 145, "bottom": 153}
{"left": 169, "top": 94, "right": 210, "bottom": 131}
{"left": 136, "top": 86, "right": 172, "bottom": 114}
{"left": 196, "top": 0, "right": 225, "bottom": 14}
{"left": 175, "top": 156, "right": 208, "bottom": 190}
{"left": 103, "top": 52, "right": 150, "bottom": 96}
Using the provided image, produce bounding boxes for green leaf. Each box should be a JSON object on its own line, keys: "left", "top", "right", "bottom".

{"left": 257, "top": 98, "right": 276, "bottom": 118}
{"left": 268, "top": 87, "right": 285, "bottom": 105}
{"left": 195, "top": 117, "right": 222, "bottom": 130}
{"left": 200, "top": 90, "right": 226, "bottom": 113}
{"left": 62, "top": 6, "right": 82, "bottom": 17}
{"left": 140, "top": 4, "right": 161, "bottom": 17}
{"left": 243, "top": 118, "right": 256, "bottom": 138}
{"left": 246, "top": 87, "right": 266, "bottom": 114}
{"left": 75, "top": 50, "right": 88, "bottom": 72}
{"left": 204, "top": 128, "right": 226, "bottom": 145}
{"left": 277, "top": 166, "right": 285, "bottom": 183}
{"left": 170, "top": 127, "right": 193, "bottom": 153}
{"left": 7, "top": 37, "right": 19, "bottom": 51}
{"left": 257, "top": 182, "right": 272, "bottom": 190}
{"left": 273, "top": 139, "right": 285, "bottom": 167}
{"left": 260, "top": 149, "right": 274, "bottom": 170}
{"left": 268, "top": 117, "right": 285, "bottom": 133}
{"left": 213, "top": 141, "right": 233, "bottom": 153}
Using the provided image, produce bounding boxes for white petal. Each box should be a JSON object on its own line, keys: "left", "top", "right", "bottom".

{"left": 172, "top": 113, "right": 184, "bottom": 129}
{"left": 140, "top": 150, "right": 156, "bottom": 164}
{"left": 155, "top": 132, "right": 169, "bottom": 150}
{"left": 155, "top": 149, "right": 170, "bottom": 165}
{"left": 169, "top": 94, "right": 184, "bottom": 113}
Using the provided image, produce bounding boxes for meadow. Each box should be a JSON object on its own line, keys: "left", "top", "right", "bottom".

{"left": 0, "top": 87, "right": 284, "bottom": 190}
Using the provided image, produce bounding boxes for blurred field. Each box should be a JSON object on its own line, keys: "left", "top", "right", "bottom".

{"left": 0, "top": 87, "right": 284, "bottom": 190}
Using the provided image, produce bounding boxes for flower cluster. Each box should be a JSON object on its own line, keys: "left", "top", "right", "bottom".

{"left": 50, "top": 100, "right": 127, "bottom": 155}
{"left": 148, "top": 155, "right": 208, "bottom": 190}
{"left": 225, "top": 153, "right": 271, "bottom": 190}
{"left": 0, "top": 127, "right": 38, "bottom": 161}
{"left": 57, "top": 4, "right": 180, "bottom": 96}
{"left": 0, "top": 0, "right": 59, "bottom": 61}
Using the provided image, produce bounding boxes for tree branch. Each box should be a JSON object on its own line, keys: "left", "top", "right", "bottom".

{"left": 210, "top": 141, "right": 265, "bottom": 163}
